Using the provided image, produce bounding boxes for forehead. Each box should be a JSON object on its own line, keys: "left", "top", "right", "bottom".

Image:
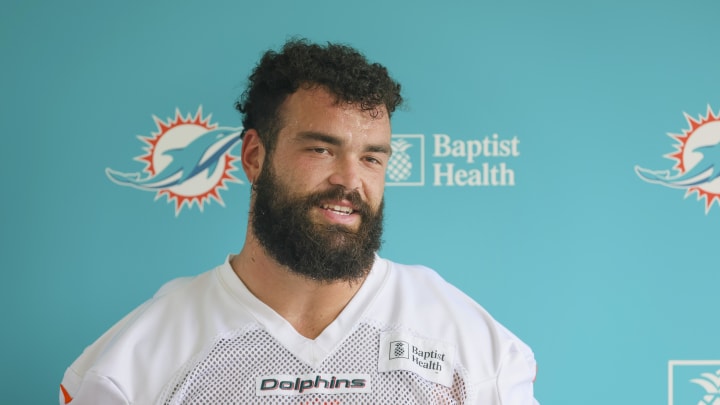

{"left": 278, "top": 86, "right": 391, "bottom": 135}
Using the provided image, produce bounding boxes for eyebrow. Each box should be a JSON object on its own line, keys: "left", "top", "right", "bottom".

{"left": 296, "top": 131, "right": 392, "bottom": 156}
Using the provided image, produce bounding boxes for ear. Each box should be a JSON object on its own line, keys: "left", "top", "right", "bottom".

{"left": 241, "top": 129, "right": 265, "bottom": 183}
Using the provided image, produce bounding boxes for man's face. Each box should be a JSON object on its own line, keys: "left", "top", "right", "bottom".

{"left": 250, "top": 86, "right": 392, "bottom": 281}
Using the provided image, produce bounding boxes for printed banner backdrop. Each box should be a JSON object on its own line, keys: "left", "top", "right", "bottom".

{"left": 2, "top": 1, "right": 719, "bottom": 403}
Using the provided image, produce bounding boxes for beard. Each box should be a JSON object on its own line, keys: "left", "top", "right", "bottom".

{"left": 250, "top": 162, "right": 384, "bottom": 282}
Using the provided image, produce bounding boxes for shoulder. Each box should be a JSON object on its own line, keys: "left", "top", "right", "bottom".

{"left": 374, "top": 258, "right": 498, "bottom": 331}
{"left": 62, "top": 259, "right": 255, "bottom": 404}
{"left": 370, "top": 257, "right": 537, "bottom": 391}
{"left": 386, "top": 258, "right": 533, "bottom": 350}
{"left": 94, "top": 260, "right": 250, "bottom": 357}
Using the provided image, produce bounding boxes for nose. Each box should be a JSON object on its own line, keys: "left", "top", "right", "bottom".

{"left": 328, "top": 156, "right": 362, "bottom": 191}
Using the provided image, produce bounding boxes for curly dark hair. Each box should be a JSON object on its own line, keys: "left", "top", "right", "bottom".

{"left": 235, "top": 39, "right": 403, "bottom": 153}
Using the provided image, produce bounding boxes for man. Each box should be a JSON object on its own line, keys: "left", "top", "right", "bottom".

{"left": 60, "top": 39, "right": 539, "bottom": 404}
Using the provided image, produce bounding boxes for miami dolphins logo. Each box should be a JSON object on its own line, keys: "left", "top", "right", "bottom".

{"left": 106, "top": 107, "right": 243, "bottom": 215}
{"left": 635, "top": 106, "right": 720, "bottom": 214}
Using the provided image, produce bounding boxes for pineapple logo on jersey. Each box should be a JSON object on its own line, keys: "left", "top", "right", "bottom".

{"left": 387, "top": 134, "right": 424, "bottom": 186}
{"left": 106, "top": 107, "right": 243, "bottom": 216}
{"left": 389, "top": 341, "right": 410, "bottom": 360}
{"left": 635, "top": 106, "right": 720, "bottom": 214}
{"left": 669, "top": 360, "right": 720, "bottom": 405}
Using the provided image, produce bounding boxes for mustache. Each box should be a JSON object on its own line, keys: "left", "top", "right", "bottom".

{"left": 304, "top": 186, "right": 371, "bottom": 217}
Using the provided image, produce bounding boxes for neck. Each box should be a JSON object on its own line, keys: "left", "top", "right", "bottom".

{"left": 230, "top": 233, "right": 369, "bottom": 339}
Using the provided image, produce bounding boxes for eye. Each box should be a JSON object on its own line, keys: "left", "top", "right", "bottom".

{"left": 309, "top": 147, "right": 330, "bottom": 155}
{"left": 364, "top": 156, "right": 384, "bottom": 166}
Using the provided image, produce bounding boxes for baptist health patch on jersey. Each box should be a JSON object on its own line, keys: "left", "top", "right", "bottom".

{"left": 255, "top": 374, "right": 372, "bottom": 397}
{"left": 378, "top": 331, "right": 457, "bottom": 387}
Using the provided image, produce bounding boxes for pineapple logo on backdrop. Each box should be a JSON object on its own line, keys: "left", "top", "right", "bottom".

{"left": 692, "top": 370, "right": 720, "bottom": 405}
{"left": 106, "top": 107, "right": 243, "bottom": 216}
{"left": 387, "top": 135, "right": 425, "bottom": 186}
{"left": 669, "top": 361, "right": 720, "bottom": 405}
{"left": 635, "top": 106, "right": 720, "bottom": 213}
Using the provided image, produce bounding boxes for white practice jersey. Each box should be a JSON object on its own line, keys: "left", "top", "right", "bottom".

{"left": 60, "top": 256, "right": 539, "bottom": 404}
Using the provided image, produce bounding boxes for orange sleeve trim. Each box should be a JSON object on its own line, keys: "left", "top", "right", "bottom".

{"left": 60, "top": 384, "right": 73, "bottom": 404}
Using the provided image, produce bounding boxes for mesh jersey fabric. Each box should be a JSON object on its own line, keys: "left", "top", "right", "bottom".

{"left": 60, "top": 256, "right": 539, "bottom": 404}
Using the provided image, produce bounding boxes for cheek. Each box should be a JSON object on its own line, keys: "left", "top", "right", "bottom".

{"left": 366, "top": 174, "right": 386, "bottom": 206}
{"left": 280, "top": 163, "right": 329, "bottom": 195}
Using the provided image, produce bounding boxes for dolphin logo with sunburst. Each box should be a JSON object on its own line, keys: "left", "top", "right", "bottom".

{"left": 690, "top": 369, "right": 720, "bottom": 405}
{"left": 635, "top": 106, "right": 720, "bottom": 214}
{"left": 106, "top": 107, "right": 243, "bottom": 216}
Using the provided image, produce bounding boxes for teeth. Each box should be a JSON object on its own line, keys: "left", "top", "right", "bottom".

{"left": 322, "top": 204, "right": 353, "bottom": 215}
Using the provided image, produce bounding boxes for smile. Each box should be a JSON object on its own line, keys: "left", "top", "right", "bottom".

{"left": 321, "top": 204, "right": 354, "bottom": 216}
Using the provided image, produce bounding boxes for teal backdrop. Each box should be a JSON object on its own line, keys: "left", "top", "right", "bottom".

{"left": 2, "top": 1, "right": 719, "bottom": 404}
